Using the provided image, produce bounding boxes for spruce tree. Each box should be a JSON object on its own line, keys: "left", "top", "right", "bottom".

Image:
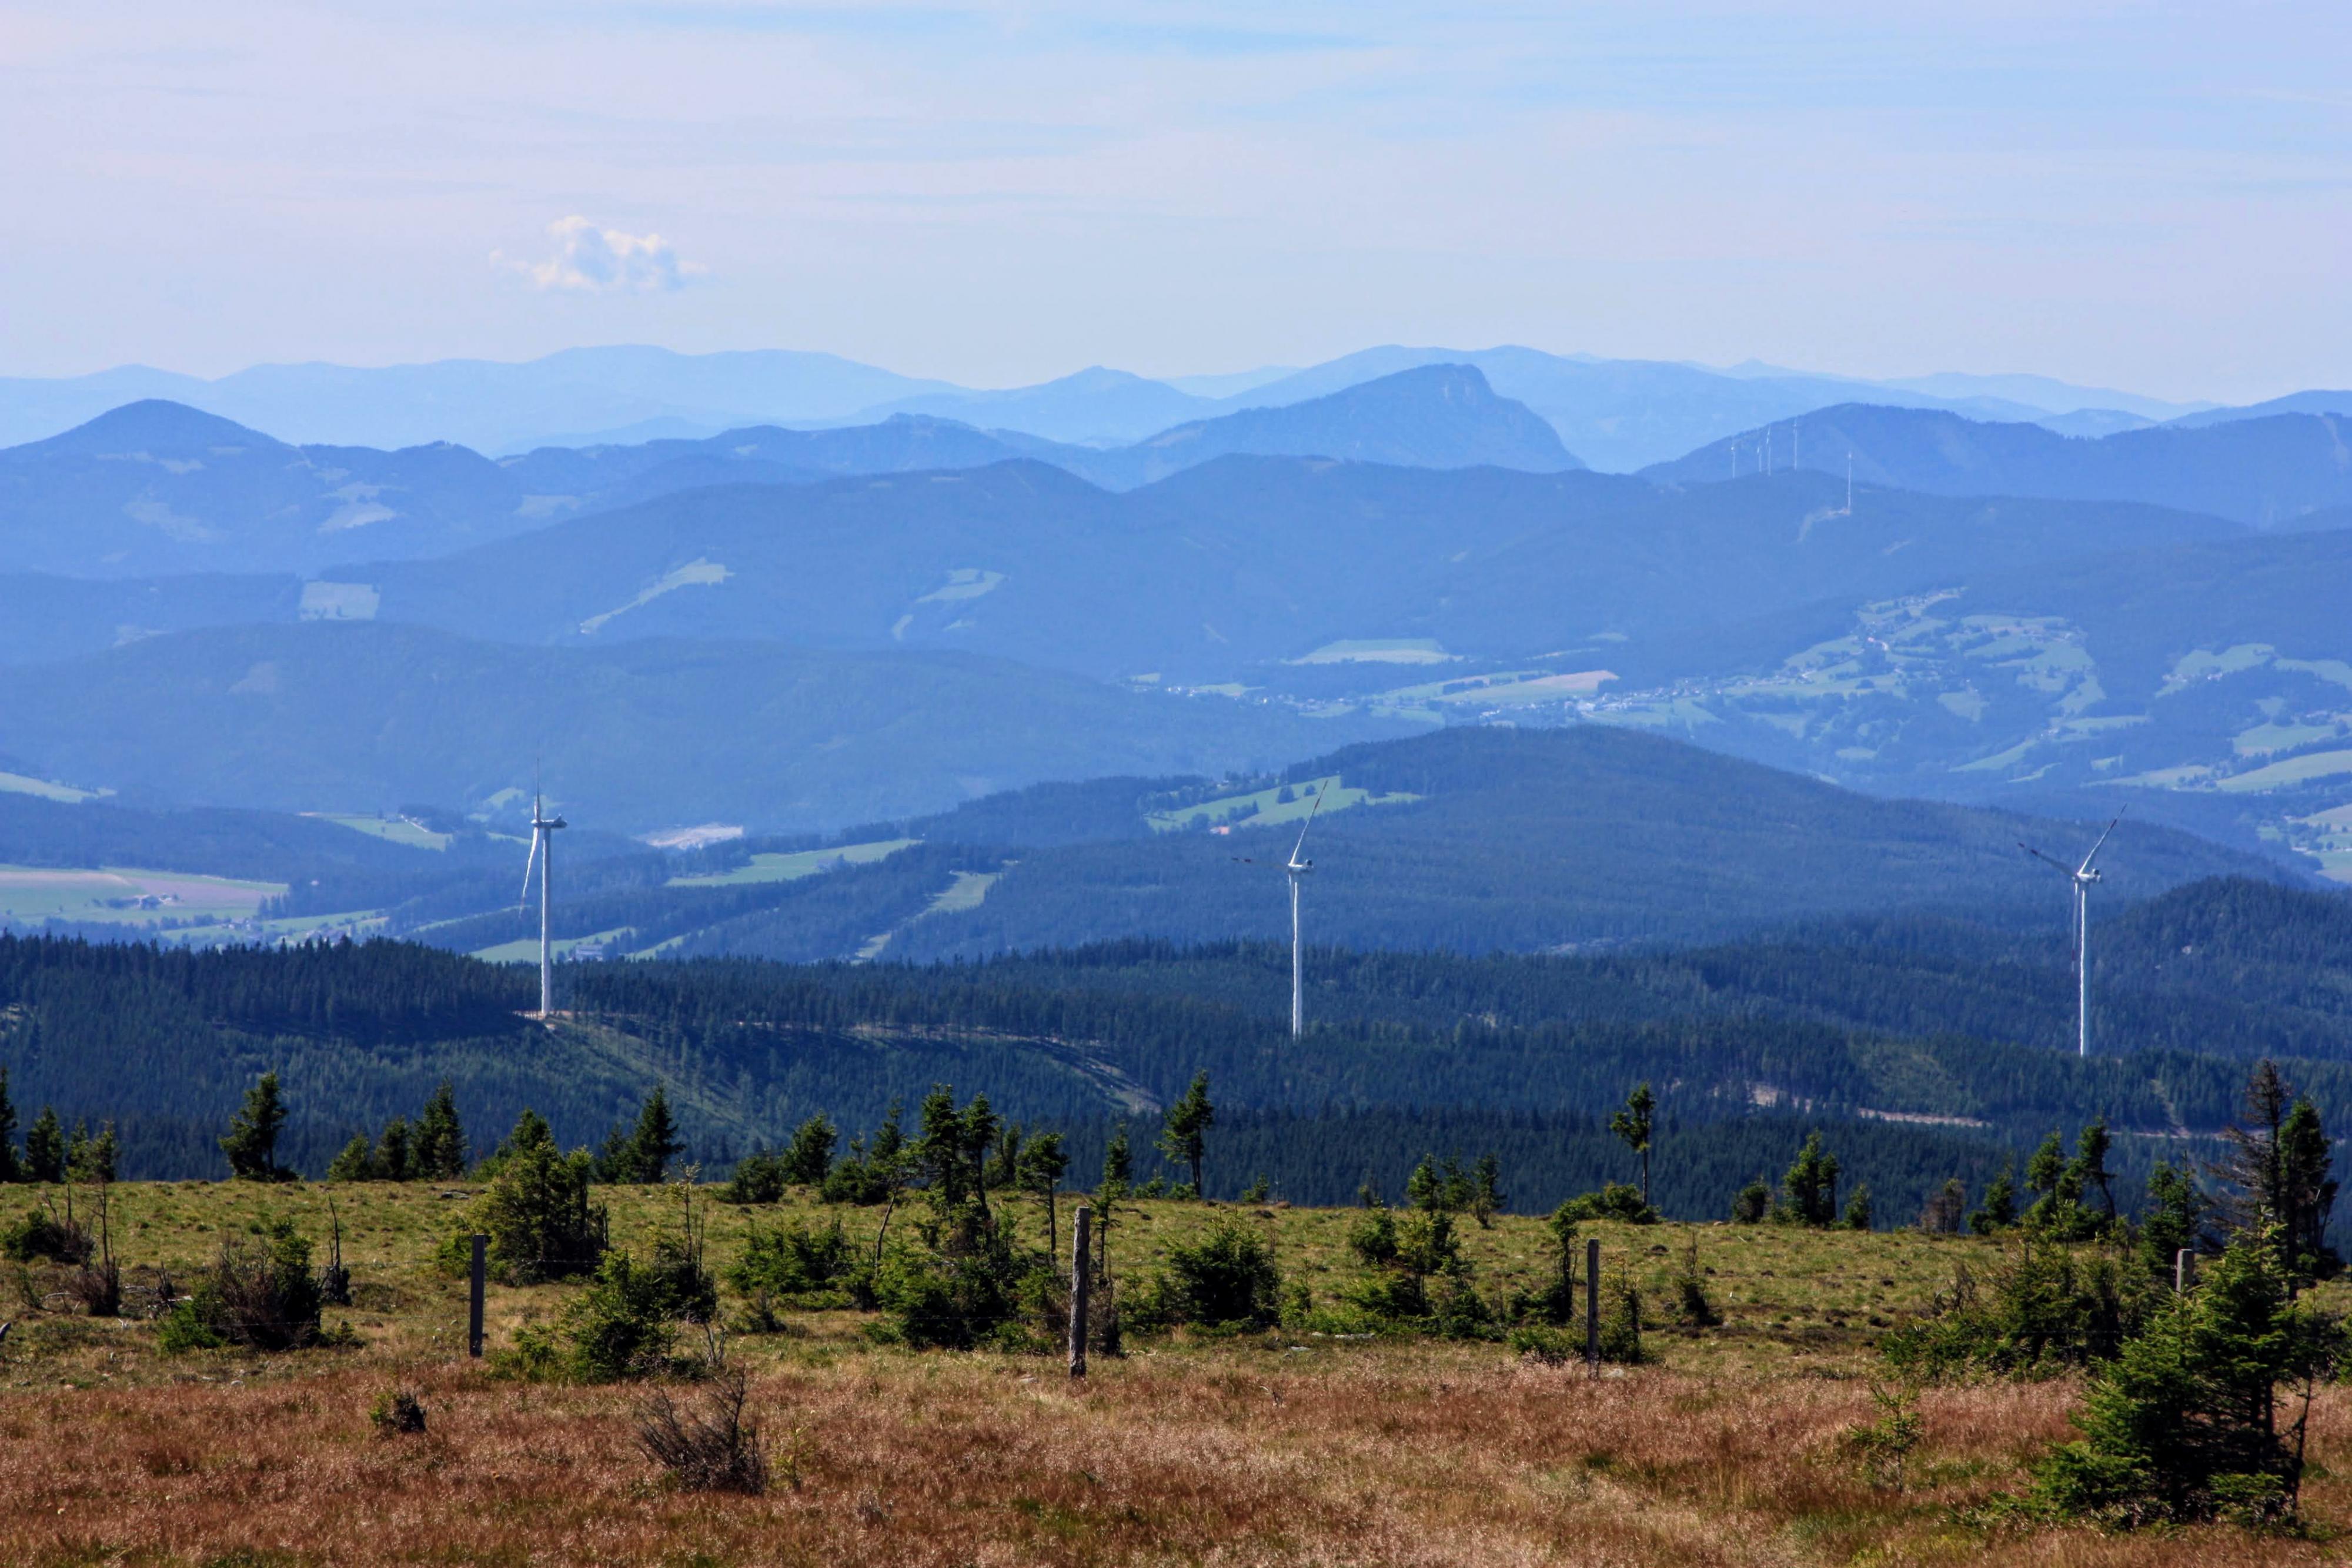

{"left": 623, "top": 1086, "right": 683, "bottom": 1184}
{"left": 71, "top": 1122, "right": 117, "bottom": 1186}
{"left": 1017, "top": 1131, "right": 1068, "bottom": 1260}
{"left": 1609, "top": 1082, "right": 1655, "bottom": 1207}
{"left": 1970, "top": 1163, "right": 2020, "bottom": 1234}
{"left": 0, "top": 1068, "right": 19, "bottom": 1183}
{"left": 2140, "top": 1161, "right": 2209, "bottom": 1281}
{"left": 1469, "top": 1152, "right": 1505, "bottom": 1228}
{"left": 1157, "top": 1071, "right": 1214, "bottom": 1198}
{"left": 220, "top": 1072, "right": 290, "bottom": 1182}
{"left": 373, "top": 1116, "right": 412, "bottom": 1182}
{"left": 25, "top": 1106, "right": 66, "bottom": 1183}
{"left": 326, "top": 1134, "right": 376, "bottom": 1183}
{"left": 2034, "top": 1224, "right": 2344, "bottom": 1525}
{"left": 780, "top": 1114, "right": 837, "bottom": 1187}
{"left": 1776, "top": 1131, "right": 1839, "bottom": 1226}
{"left": 2220, "top": 1062, "right": 2343, "bottom": 1285}
{"left": 412, "top": 1080, "right": 467, "bottom": 1179}
{"left": 2276, "top": 1098, "right": 2340, "bottom": 1283}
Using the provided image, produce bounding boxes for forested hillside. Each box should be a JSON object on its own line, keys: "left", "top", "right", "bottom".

{"left": 4, "top": 880, "right": 2346, "bottom": 1232}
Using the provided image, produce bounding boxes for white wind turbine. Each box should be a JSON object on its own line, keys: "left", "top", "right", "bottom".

{"left": 519, "top": 785, "right": 567, "bottom": 1018}
{"left": 2020, "top": 815, "right": 2120, "bottom": 1058}
{"left": 1234, "top": 784, "right": 1327, "bottom": 1038}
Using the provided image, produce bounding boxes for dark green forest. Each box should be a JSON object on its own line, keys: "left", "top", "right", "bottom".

{"left": 0, "top": 886, "right": 2343, "bottom": 1240}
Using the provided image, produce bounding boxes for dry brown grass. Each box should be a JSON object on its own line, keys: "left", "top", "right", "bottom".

{"left": 0, "top": 1348, "right": 2344, "bottom": 1566}
{"left": 0, "top": 1183, "right": 2346, "bottom": 1564}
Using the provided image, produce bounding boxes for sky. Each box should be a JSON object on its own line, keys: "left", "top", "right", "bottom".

{"left": 3, "top": 1, "right": 2347, "bottom": 402}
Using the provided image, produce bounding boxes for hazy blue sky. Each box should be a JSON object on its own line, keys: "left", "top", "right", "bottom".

{"left": 5, "top": 2, "right": 2346, "bottom": 399}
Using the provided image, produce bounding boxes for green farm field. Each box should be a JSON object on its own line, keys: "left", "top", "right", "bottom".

{"left": 0, "top": 864, "right": 282, "bottom": 927}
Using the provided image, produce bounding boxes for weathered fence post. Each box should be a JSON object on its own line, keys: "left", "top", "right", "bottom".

{"left": 1069, "top": 1205, "right": 1093, "bottom": 1379}
{"left": 2176, "top": 1248, "right": 2197, "bottom": 1293}
{"left": 468, "top": 1233, "right": 487, "bottom": 1358}
{"left": 1585, "top": 1237, "right": 1601, "bottom": 1377}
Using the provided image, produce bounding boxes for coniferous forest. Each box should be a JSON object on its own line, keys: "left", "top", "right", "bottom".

{"left": 2, "top": 874, "right": 2346, "bottom": 1240}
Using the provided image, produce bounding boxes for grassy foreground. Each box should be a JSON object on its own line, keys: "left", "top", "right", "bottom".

{"left": 1, "top": 1181, "right": 2348, "bottom": 1565}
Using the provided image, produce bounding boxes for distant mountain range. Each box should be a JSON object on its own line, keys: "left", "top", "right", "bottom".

{"left": 1646, "top": 403, "right": 2352, "bottom": 529}
{"left": 12, "top": 342, "right": 2298, "bottom": 472}
{"left": 0, "top": 366, "right": 1573, "bottom": 577}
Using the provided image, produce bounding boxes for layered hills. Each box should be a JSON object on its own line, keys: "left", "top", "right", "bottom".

{"left": 0, "top": 620, "right": 1408, "bottom": 829}
{"left": 1646, "top": 404, "right": 2352, "bottom": 529}
{"left": 0, "top": 367, "right": 1573, "bottom": 578}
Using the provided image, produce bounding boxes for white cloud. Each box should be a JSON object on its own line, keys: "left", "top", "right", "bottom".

{"left": 494, "top": 216, "right": 706, "bottom": 294}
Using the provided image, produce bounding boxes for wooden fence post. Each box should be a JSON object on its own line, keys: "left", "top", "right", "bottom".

{"left": 468, "top": 1234, "right": 487, "bottom": 1358}
{"left": 1585, "top": 1237, "right": 1601, "bottom": 1377}
{"left": 1070, "top": 1206, "right": 1093, "bottom": 1379}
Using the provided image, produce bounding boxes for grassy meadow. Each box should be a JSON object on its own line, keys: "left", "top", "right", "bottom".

{"left": 1, "top": 1181, "right": 2347, "bottom": 1565}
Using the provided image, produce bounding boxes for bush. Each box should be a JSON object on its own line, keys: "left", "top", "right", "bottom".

{"left": 637, "top": 1369, "right": 769, "bottom": 1494}
{"left": 1597, "top": 1275, "right": 1644, "bottom": 1363}
{"left": 1557, "top": 1184, "right": 1656, "bottom": 1225}
{"left": 721, "top": 1152, "right": 789, "bottom": 1206}
{"left": 370, "top": 1390, "right": 427, "bottom": 1435}
{"left": 1154, "top": 1219, "right": 1282, "bottom": 1330}
{"left": 1, "top": 1208, "right": 91, "bottom": 1265}
{"left": 161, "top": 1219, "right": 324, "bottom": 1353}
{"left": 1729, "top": 1180, "right": 1770, "bottom": 1224}
{"left": 472, "top": 1111, "right": 608, "bottom": 1284}
{"left": 727, "top": 1218, "right": 861, "bottom": 1320}
{"left": 1509, "top": 1324, "right": 1581, "bottom": 1364}
{"left": 1881, "top": 1234, "right": 2140, "bottom": 1382}
{"left": 156, "top": 1300, "right": 228, "bottom": 1353}
{"left": 2032, "top": 1227, "right": 2344, "bottom": 1527}
{"left": 875, "top": 1239, "right": 1047, "bottom": 1352}
{"left": 500, "top": 1249, "right": 694, "bottom": 1383}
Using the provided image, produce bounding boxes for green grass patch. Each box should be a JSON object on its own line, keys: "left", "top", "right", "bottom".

{"left": 666, "top": 839, "right": 914, "bottom": 888}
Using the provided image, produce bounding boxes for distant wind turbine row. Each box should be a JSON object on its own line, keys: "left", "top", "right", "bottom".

{"left": 514, "top": 773, "right": 2114, "bottom": 1062}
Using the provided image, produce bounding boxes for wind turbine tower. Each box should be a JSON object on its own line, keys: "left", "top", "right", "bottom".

{"left": 2020, "top": 816, "right": 2119, "bottom": 1057}
{"left": 520, "top": 788, "right": 568, "bottom": 1018}
{"left": 1234, "top": 785, "right": 1326, "bottom": 1038}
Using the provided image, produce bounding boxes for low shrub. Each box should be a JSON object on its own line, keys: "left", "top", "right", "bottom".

{"left": 1153, "top": 1219, "right": 1282, "bottom": 1330}
{"left": 1881, "top": 1235, "right": 2140, "bottom": 1382}
{"left": 727, "top": 1217, "right": 860, "bottom": 1320}
{"left": 721, "top": 1152, "right": 789, "bottom": 1206}
{"left": 370, "top": 1389, "right": 427, "bottom": 1435}
{"left": 161, "top": 1219, "right": 323, "bottom": 1353}
{"left": 1558, "top": 1184, "right": 1657, "bottom": 1225}
{"left": 1, "top": 1208, "right": 91, "bottom": 1266}
{"left": 495, "top": 1246, "right": 714, "bottom": 1384}
{"left": 637, "top": 1369, "right": 769, "bottom": 1494}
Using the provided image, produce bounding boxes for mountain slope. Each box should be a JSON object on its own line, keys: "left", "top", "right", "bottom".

{"left": 658, "top": 726, "right": 2286, "bottom": 961}
{"left": 1054, "top": 363, "right": 1581, "bottom": 486}
{"left": 0, "top": 620, "right": 1412, "bottom": 830}
{"left": 340, "top": 462, "right": 2240, "bottom": 689}
{"left": 0, "top": 401, "right": 535, "bottom": 576}
{"left": 1645, "top": 404, "right": 2352, "bottom": 529}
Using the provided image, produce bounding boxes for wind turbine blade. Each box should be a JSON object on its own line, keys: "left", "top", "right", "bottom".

{"left": 519, "top": 834, "right": 540, "bottom": 908}
{"left": 2077, "top": 813, "right": 2123, "bottom": 875}
{"left": 2019, "top": 842, "right": 2074, "bottom": 877}
{"left": 1291, "top": 782, "right": 1328, "bottom": 861}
